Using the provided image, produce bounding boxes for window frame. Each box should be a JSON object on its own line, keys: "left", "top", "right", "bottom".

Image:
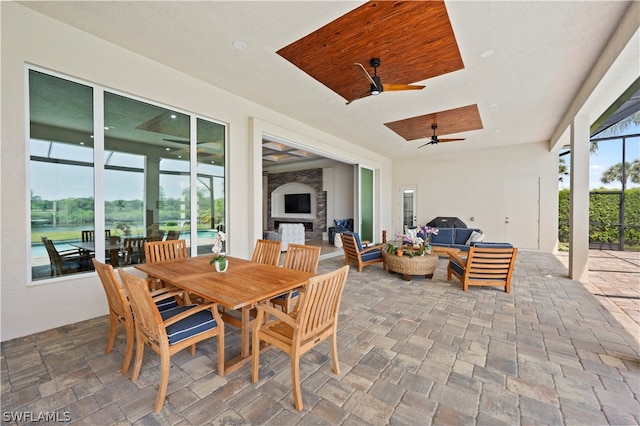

{"left": 27, "top": 65, "right": 228, "bottom": 284}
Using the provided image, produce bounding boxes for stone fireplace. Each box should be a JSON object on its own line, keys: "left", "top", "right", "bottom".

{"left": 266, "top": 168, "right": 325, "bottom": 240}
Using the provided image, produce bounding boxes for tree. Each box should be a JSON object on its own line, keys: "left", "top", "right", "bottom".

{"left": 601, "top": 159, "right": 640, "bottom": 186}
{"left": 559, "top": 157, "right": 569, "bottom": 182}
{"left": 595, "top": 110, "right": 640, "bottom": 138}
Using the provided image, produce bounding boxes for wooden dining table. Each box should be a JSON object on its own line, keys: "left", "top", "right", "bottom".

{"left": 134, "top": 255, "right": 314, "bottom": 374}
{"left": 71, "top": 239, "right": 122, "bottom": 267}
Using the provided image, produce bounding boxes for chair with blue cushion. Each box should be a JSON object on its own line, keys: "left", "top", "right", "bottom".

{"left": 270, "top": 243, "right": 321, "bottom": 313}
{"left": 447, "top": 243, "right": 517, "bottom": 292}
{"left": 92, "top": 259, "right": 180, "bottom": 376}
{"left": 119, "top": 269, "right": 225, "bottom": 412}
{"left": 340, "top": 231, "right": 385, "bottom": 272}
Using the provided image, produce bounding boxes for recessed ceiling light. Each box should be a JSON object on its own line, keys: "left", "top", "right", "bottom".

{"left": 263, "top": 141, "right": 287, "bottom": 151}
{"left": 166, "top": 147, "right": 170, "bottom": 151}
{"left": 490, "top": 102, "right": 500, "bottom": 108}
{"left": 80, "top": 142, "right": 84, "bottom": 145}
{"left": 496, "top": 129, "right": 503, "bottom": 133}
{"left": 480, "top": 50, "right": 494, "bottom": 59}
{"left": 327, "top": 99, "right": 337, "bottom": 104}
{"left": 232, "top": 40, "right": 247, "bottom": 50}
{"left": 170, "top": 114, "right": 177, "bottom": 119}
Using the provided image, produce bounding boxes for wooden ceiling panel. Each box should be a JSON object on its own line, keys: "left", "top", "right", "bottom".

{"left": 384, "top": 104, "right": 483, "bottom": 141}
{"left": 277, "top": 1, "right": 463, "bottom": 103}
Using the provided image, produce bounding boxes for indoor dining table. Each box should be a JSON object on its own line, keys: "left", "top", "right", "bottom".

{"left": 134, "top": 255, "right": 314, "bottom": 374}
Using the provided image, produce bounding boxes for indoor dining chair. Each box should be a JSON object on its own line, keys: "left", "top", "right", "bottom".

{"left": 252, "top": 265, "right": 349, "bottom": 411}
{"left": 270, "top": 243, "right": 321, "bottom": 313}
{"left": 119, "top": 269, "right": 225, "bottom": 412}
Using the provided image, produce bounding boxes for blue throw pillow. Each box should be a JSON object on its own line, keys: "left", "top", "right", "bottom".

{"left": 334, "top": 219, "right": 348, "bottom": 232}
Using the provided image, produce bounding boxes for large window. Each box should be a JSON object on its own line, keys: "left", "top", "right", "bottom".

{"left": 29, "top": 69, "right": 226, "bottom": 281}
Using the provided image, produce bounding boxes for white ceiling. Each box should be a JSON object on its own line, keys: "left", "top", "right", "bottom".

{"left": 21, "top": 1, "right": 635, "bottom": 160}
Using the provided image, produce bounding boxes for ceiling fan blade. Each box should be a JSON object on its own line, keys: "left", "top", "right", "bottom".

{"left": 382, "top": 83, "right": 425, "bottom": 92}
{"left": 418, "top": 141, "right": 435, "bottom": 148}
{"left": 355, "top": 63, "right": 376, "bottom": 86}
{"left": 437, "top": 138, "right": 465, "bottom": 143}
{"left": 345, "top": 88, "right": 372, "bottom": 105}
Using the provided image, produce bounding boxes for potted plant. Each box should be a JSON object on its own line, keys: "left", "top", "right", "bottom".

{"left": 209, "top": 231, "right": 227, "bottom": 272}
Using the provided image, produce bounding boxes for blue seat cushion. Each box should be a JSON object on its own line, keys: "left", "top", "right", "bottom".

{"left": 273, "top": 289, "right": 299, "bottom": 300}
{"left": 472, "top": 242, "right": 513, "bottom": 249}
{"left": 454, "top": 229, "right": 475, "bottom": 245}
{"left": 449, "top": 256, "right": 467, "bottom": 276}
{"left": 361, "top": 250, "right": 382, "bottom": 262}
{"left": 431, "top": 228, "right": 454, "bottom": 245}
{"left": 154, "top": 291, "right": 179, "bottom": 311}
{"left": 160, "top": 305, "right": 218, "bottom": 345}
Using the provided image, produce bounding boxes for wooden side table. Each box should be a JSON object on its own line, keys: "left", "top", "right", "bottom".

{"left": 382, "top": 251, "right": 438, "bottom": 281}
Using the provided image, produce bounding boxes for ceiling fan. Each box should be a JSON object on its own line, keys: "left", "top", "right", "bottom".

{"left": 346, "top": 58, "right": 425, "bottom": 105}
{"left": 418, "top": 124, "right": 465, "bottom": 148}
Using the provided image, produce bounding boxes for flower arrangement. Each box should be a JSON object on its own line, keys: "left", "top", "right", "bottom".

{"left": 390, "top": 225, "right": 439, "bottom": 256}
{"left": 414, "top": 225, "right": 439, "bottom": 247}
{"left": 209, "top": 231, "right": 227, "bottom": 270}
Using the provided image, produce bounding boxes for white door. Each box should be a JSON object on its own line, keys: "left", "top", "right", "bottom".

{"left": 505, "top": 177, "right": 539, "bottom": 250}
{"left": 400, "top": 185, "right": 417, "bottom": 229}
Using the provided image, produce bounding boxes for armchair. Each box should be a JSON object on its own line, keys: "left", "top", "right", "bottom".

{"left": 278, "top": 223, "right": 305, "bottom": 251}
{"left": 447, "top": 243, "right": 517, "bottom": 292}
{"left": 340, "top": 231, "right": 385, "bottom": 272}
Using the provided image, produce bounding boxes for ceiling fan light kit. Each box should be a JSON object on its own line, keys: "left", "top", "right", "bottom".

{"left": 349, "top": 57, "right": 424, "bottom": 104}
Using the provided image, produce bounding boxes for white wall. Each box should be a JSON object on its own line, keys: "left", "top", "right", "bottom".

{"left": 393, "top": 141, "right": 559, "bottom": 253}
{"left": 0, "top": 3, "right": 392, "bottom": 341}
{"left": 324, "top": 163, "right": 356, "bottom": 232}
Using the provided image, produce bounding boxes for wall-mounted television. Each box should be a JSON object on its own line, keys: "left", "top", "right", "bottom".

{"left": 284, "top": 193, "right": 311, "bottom": 214}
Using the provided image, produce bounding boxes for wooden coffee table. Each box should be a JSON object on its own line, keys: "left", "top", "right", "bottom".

{"left": 383, "top": 251, "right": 438, "bottom": 281}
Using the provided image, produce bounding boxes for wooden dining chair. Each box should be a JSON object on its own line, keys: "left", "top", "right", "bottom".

{"left": 270, "top": 243, "right": 321, "bottom": 313}
{"left": 93, "top": 259, "right": 181, "bottom": 375}
{"left": 144, "top": 239, "right": 189, "bottom": 264}
{"left": 252, "top": 265, "right": 349, "bottom": 411}
{"left": 122, "top": 237, "right": 147, "bottom": 265}
{"left": 165, "top": 230, "right": 181, "bottom": 240}
{"left": 144, "top": 239, "right": 189, "bottom": 290}
{"left": 81, "top": 229, "right": 111, "bottom": 242}
{"left": 41, "top": 236, "right": 90, "bottom": 276}
{"left": 251, "top": 239, "right": 282, "bottom": 265}
{"left": 119, "top": 269, "right": 225, "bottom": 412}
{"left": 92, "top": 258, "right": 135, "bottom": 375}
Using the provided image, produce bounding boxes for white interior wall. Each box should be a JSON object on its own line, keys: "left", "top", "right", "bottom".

{"left": 393, "top": 141, "right": 558, "bottom": 253}
{"left": 0, "top": 3, "right": 392, "bottom": 341}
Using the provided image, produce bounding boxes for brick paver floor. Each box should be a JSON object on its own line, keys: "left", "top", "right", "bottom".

{"left": 1, "top": 250, "right": 639, "bottom": 425}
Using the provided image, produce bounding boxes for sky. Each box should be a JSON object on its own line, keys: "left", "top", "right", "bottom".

{"left": 559, "top": 123, "right": 640, "bottom": 190}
